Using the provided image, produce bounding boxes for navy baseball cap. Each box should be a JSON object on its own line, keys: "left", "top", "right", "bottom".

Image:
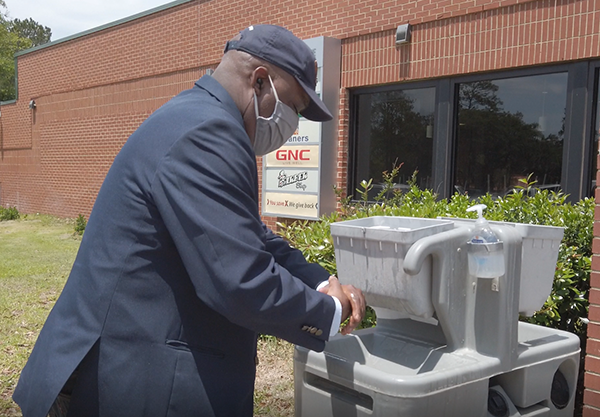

{"left": 224, "top": 24, "right": 333, "bottom": 122}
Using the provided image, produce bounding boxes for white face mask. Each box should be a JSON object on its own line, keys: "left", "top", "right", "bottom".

{"left": 252, "top": 75, "right": 299, "bottom": 156}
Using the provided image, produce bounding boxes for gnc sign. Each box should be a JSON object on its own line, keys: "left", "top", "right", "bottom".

{"left": 266, "top": 145, "right": 319, "bottom": 168}
{"left": 275, "top": 149, "right": 311, "bottom": 161}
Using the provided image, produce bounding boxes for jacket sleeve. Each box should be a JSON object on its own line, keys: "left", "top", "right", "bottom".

{"left": 262, "top": 224, "right": 331, "bottom": 289}
{"left": 150, "top": 115, "right": 335, "bottom": 351}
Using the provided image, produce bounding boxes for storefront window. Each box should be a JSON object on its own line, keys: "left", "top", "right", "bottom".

{"left": 592, "top": 71, "right": 600, "bottom": 196}
{"left": 455, "top": 73, "right": 568, "bottom": 198}
{"left": 353, "top": 87, "right": 435, "bottom": 199}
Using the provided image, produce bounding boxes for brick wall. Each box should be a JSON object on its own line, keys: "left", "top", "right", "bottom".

{"left": 0, "top": 0, "right": 201, "bottom": 216}
{"left": 4, "top": 0, "right": 599, "bottom": 216}
{"left": 1, "top": 67, "right": 202, "bottom": 216}
{"left": 586, "top": 162, "right": 600, "bottom": 415}
{"left": 2, "top": 0, "right": 600, "bottom": 409}
{"left": 342, "top": 0, "right": 600, "bottom": 87}
{"left": 17, "top": 2, "right": 199, "bottom": 99}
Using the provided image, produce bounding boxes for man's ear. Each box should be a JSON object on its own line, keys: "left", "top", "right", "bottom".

{"left": 251, "top": 66, "right": 269, "bottom": 96}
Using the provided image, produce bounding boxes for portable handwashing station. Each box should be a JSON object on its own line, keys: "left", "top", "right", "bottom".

{"left": 294, "top": 213, "right": 580, "bottom": 417}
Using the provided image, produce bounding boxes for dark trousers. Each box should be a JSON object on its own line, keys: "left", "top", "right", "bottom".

{"left": 48, "top": 393, "right": 70, "bottom": 417}
{"left": 48, "top": 370, "right": 77, "bottom": 417}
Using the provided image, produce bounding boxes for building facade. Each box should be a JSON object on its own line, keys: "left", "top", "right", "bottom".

{"left": 2, "top": 0, "right": 600, "bottom": 413}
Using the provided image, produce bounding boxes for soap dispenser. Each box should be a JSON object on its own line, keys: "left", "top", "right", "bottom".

{"left": 467, "top": 204, "right": 498, "bottom": 243}
{"left": 466, "top": 204, "right": 505, "bottom": 278}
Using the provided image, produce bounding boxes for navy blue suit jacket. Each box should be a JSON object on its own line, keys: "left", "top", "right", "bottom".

{"left": 13, "top": 75, "right": 335, "bottom": 417}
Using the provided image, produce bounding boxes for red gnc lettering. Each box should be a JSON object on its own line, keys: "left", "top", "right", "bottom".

{"left": 275, "top": 149, "right": 311, "bottom": 161}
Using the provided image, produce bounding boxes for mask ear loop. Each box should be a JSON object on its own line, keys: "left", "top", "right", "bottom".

{"left": 254, "top": 75, "right": 279, "bottom": 120}
{"left": 267, "top": 75, "right": 280, "bottom": 102}
{"left": 253, "top": 90, "right": 260, "bottom": 119}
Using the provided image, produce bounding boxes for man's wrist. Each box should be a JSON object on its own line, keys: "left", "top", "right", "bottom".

{"left": 328, "top": 296, "right": 342, "bottom": 338}
{"left": 316, "top": 281, "right": 328, "bottom": 291}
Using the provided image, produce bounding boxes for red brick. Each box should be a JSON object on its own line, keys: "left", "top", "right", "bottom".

{"left": 592, "top": 272, "right": 600, "bottom": 289}
{"left": 585, "top": 389, "right": 600, "bottom": 410}
{"left": 591, "top": 289, "right": 600, "bottom": 305}
{"left": 590, "top": 324, "right": 600, "bottom": 344}
{"left": 592, "top": 307, "right": 600, "bottom": 323}
{"left": 583, "top": 404, "right": 600, "bottom": 417}
{"left": 589, "top": 339, "right": 600, "bottom": 358}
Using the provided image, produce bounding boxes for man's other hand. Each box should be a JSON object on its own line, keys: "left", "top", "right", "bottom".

{"left": 318, "top": 276, "right": 366, "bottom": 335}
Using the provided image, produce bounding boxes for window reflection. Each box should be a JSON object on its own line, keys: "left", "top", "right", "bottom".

{"left": 592, "top": 71, "right": 600, "bottom": 196}
{"left": 455, "top": 73, "right": 567, "bottom": 198}
{"left": 354, "top": 88, "right": 435, "bottom": 199}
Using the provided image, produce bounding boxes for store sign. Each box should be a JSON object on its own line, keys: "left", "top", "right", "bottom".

{"left": 265, "top": 145, "right": 320, "bottom": 168}
{"left": 264, "top": 192, "right": 319, "bottom": 218}
{"left": 261, "top": 36, "right": 340, "bottom": 220}
{"left": 264, "top": 168, "right": 319, "bottom": 193}
{"left": 286, "top": 119, "right": 321, "bottom": 145}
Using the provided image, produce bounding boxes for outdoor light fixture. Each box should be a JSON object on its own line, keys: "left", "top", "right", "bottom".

{"left": 426, "top": 124, "right": 433, "bottom": 139}
{"left": 395, "top": 24, "right": 412, "bottom": 46}
{"left": 28, "top": 100, "right": 36, "bottom": 109}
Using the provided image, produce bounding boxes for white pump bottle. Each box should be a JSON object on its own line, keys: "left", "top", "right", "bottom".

{"left": 466, "top": 204, "right": 504, "bottom": 278}
{"left": 466, "top": 204, "right": 499, "bottom": 243}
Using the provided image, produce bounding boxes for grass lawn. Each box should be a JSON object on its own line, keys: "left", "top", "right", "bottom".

{"left": 0, "top": 216, "right": 81, "bottom": 416}
{"left": 0, "top": 216, "right": 295, "bottom": 416}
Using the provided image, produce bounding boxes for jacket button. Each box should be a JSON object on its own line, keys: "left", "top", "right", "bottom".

{"left": 315, "top": 329, "right": 323, "bottom": 336}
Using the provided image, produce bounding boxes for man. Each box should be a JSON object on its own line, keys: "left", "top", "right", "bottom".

{"left": 13, "top": 24, "right": 365, "bottom": 417}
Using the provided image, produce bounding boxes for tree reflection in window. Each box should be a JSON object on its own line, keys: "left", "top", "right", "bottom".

{"left": 592, "top": 71, "right": 600, "bottom": 196}
{"left": 355, "top": 88, "right": 435, "bottom": 200}
{"left": 455, "top": 74, "right": 567, "bottom": 198}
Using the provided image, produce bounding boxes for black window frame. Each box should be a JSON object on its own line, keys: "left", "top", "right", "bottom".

{"left": 588, "top": 64, "right": 600, "bottom": 197}
{"left": 348, "top": 60, "right": 600, "bottom": 202}
{"left": 348, "top": 79, "right": 442, "bottom": 199}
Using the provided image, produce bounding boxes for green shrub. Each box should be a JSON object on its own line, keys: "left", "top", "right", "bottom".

{"left": 74, "top": 214, "right": 87, "bottom": 235}
{"left": 279, "top": 174, "right": 592, "bottom": 339}
{"left": 0, "top": 206, "right": 20, "bottom": 221}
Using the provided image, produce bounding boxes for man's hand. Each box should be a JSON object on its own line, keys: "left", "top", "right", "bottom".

{"left": 318, "top": 276, "right": 366, "bottom": 335}
{"left": 340, "top": 282, "right": 366, "bottom": 335}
